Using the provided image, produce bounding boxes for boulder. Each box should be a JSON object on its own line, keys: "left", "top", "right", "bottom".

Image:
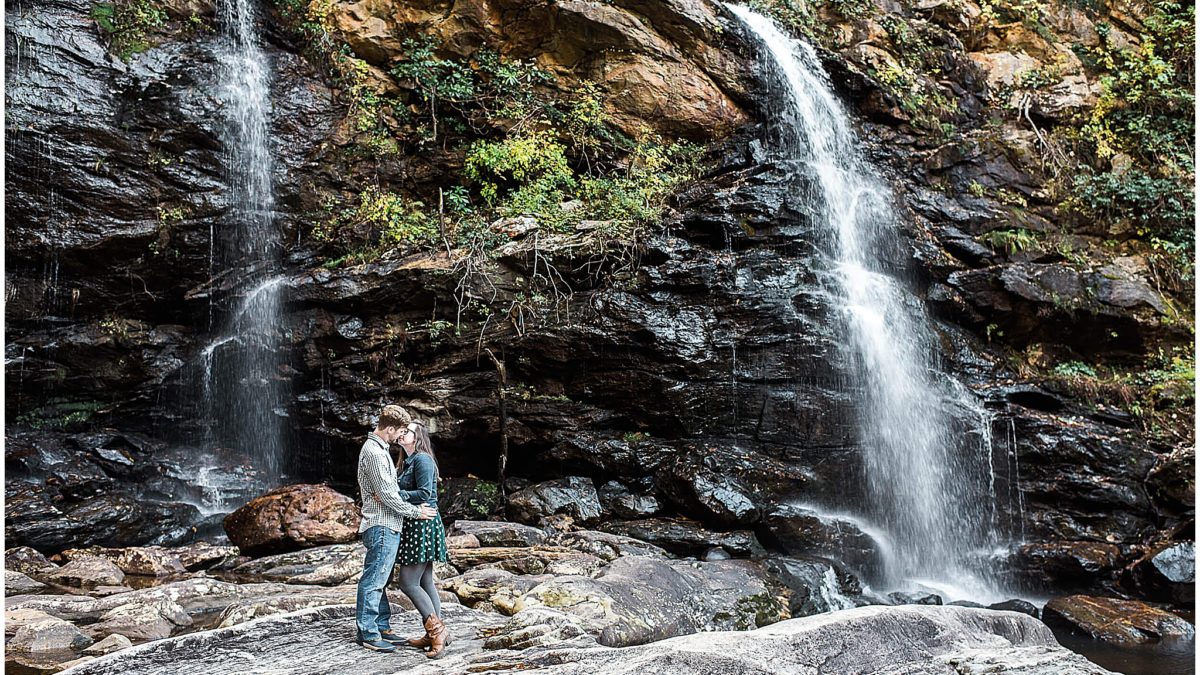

{"left": 440, "top": 478, "right": 504, "bottom": 522}
{"left": 6, "top": 608, "right": 93, "bottom": 653}
{"left": 547, "top": 530, "right": 670, "bottom": 562}
{"left": 762, "top": 505, "right": 887, "bottom": 577}
{"left": 449, "top": 520, "right": 547, "bottom": 548}
{"left": 441, "top": 568, "right": 547, "bottom": 614}
{"left": 507, "top": 478, "right": 602, "bottom": 526}
{"left": 1011, "top": 541, "right": 1127, "bottom": 594}
{"left": 44, "top": 556, "right": 126, "bottom": 588}
{"left": 171, "top": 543, "right": 242, "bottom": 571}
{"left": 83, "top": 634, "right": 134, "bottom": 656}
{"left": 86, "top": 599, "right": 193, "bottom": 642}
{"left": 514, "top": 555, "right": 788, "bottom": 647}
{"left": 6, "top": 570, "right": 49, "bottom": 596}
{"left": 888, "top": 591, "right": 943, "bottom": 606}
{"left": 5, "top": 545, "right": 57, "bottom": 579}
{"left": 1126, "top": 541, "right": 1195, "bottom": 605}
{"left": 988, "top": 598, "right": 1040, "bottom": 618}
{"left": 231, "top": 543, "right": 366, "bottom": 586}
{"left": 656, "top": 454, "right": 760, "bottom": 527}
{"left": 597, "top": 481, "right": 661, "bottom": 519}
{"left": 601, "top": 518, "right": 765, "bottom": 558}
{"left": 763, "top": 557, "right": 858, "bottom": 616}
{"left": 1042, "top": 595, "right": 1195, "bottom": 644}
{"left": 223, "top": 484, "right": 360, "bottom": 556}
{"left": 58, "top": 547, "right": 187, "bottom": 577}
{"left": 482, "top": 607, "right": 594, "bottom": 650}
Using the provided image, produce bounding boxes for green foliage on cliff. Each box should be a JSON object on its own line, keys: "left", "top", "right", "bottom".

{"left": 1068, "top": 0, "right": 1194, "bottom": 269}
{"left": 90, "top": 0, "right": 167, "bottom": 60}
{"left": 316, "top": 187, "right": 440, "bottom": 252}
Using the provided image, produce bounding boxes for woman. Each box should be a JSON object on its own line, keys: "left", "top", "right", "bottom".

{"left": 393, "top": 420, "right": 451, "bottom": 658}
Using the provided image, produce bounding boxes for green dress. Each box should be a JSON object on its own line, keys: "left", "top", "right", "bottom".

{"left": 395, "top": 453, "right": 449, "bottom": 565}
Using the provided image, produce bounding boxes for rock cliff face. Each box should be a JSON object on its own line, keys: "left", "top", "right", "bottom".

{"left": 5, "top": 0, "right": 1193, "bottom": 608}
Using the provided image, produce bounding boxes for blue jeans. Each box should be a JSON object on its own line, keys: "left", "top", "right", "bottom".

{"left": 355, "top": 525, "right": 400, "bottom": 641}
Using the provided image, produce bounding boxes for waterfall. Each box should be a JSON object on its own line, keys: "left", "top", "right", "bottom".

{"left": 727, "top": 6, "right": 1006, "bottom": 598}
{"left": 201, "top": 0, "right": 287, "bottom": 487}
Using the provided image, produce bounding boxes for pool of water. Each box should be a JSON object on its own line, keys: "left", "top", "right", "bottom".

{"left": 1054, "top": 629, "right": 1195, "bottom": 675}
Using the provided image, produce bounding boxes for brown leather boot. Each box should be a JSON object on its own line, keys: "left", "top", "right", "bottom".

{"left": 424, "top": 615, "right": 449, "bottom": 659}
{"left": 407, "top": 630, "right": 431, "bottom": 649}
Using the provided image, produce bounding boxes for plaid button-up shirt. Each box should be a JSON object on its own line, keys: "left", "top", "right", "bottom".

{"left": 357, "top": 432, "right": 422, "bottom": 533}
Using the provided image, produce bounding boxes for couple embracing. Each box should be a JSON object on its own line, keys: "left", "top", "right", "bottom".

{"left": 354, "top": 404, "right": 451, "bottom": 658}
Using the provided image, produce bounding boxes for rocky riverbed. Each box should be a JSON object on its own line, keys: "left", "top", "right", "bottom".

{"left": 4, "top": 485, "right": 1194, "bottom": 673}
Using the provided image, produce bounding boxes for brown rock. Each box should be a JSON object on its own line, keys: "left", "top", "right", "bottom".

{"left": 58, "top": 547, "right": 187, "bottom": 577}
{"left": 1042, "top": 595, "right": 1195, "bottom": 644}
{"left": 45, "top": 556, "right": 125, "bottom": 588}
{"left": 5, "top": 546, "right": 57, "bottom": 579}
{"left": 223, "top": 484, "right": 361, "bottom": 556}
{"left": 449, "top": 546, "right": 587, "bottom": 571}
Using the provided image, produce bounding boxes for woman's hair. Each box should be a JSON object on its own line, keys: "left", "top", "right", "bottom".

{"left": 408, "top": 421, "right": 440, "bottom": 480}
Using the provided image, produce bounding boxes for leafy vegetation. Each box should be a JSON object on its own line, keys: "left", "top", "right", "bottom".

{"left": 979, "top": 228, "right": 1040, "bottom": 255}
{"left": 90, "top": 0, "right": 167, "bottom": 60}
{"left": 1065, "top": 1, "right": 1194, "bottom": 275}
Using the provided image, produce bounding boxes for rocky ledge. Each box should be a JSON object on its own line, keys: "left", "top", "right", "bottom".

{"left": 61, "top": 604, "right": 1110, "bottom": 675}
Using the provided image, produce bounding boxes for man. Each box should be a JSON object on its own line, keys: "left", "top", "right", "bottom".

{"left": 355, "top": 404, "right": 436, "bottom": 653}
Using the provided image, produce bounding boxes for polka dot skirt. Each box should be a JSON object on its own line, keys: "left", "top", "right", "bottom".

{"left": 396, "top": 514, "right": 449, "bottom": 565}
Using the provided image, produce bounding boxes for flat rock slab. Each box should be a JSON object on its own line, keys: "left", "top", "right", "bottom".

{"left": 61, "top": 603, "right": 1112, "bottom": 675}
{"left": 1042, "top": 594, "right": 1196, "bottom": 644}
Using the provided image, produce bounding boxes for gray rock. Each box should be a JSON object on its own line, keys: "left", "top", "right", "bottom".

{"left": 5, "top": 608, "right": 94, "bottom": 652}
{"left": 45, "top": 556, "right": 126, "bottom": 588}
{"left": 548, "top": 530, "right": 670, "bottom": 562}
{"left": 514, "top": 555, "right": 787, "bottom": 647}
{"left": 888, "top": 591, "right": 943, "bottom": 606}
{"left": 172, "top": 543, "right": 242, "bottom": 571}
{"left": 216, "top": 586, "right": 360, "bottom": 628}
{"left": 450, "top": 520, "right": 547, "bottom": 548}
{"left": 83, "top": 634, "right": 134, "bottom": 656}
{"left": 6, "top": 569, "right": 49, "bottom": 596}
{"left": 483, "top": 608, "right": 594, "bottom": 650}
{"left": 231, "top": 543, "right": 365, "bottom": 585}
{"left": 86, "top": 599, "right": 193, "bottom": 642}
{"left": 601, "top": 518, "right": 766, "bottom": 558}
{"left": 508, "top": 477, "right": 602, "bottom": 525}
{"left": 59, "top": 605, "right": 1113, "bottom": 674}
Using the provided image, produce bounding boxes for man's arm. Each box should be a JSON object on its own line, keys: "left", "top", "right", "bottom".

{"left": 365, "top": 451, "right": 423, "bottom": 519}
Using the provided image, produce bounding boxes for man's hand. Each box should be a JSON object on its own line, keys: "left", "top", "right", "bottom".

{"left": 417, "top": 505, "right": 437, "bottom": 520}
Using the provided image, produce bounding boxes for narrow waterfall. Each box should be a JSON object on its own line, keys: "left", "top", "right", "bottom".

{"left": 727, "top": 5, "right": 1007, "bottom": 598}
{"left": 202, "top": 0, "right": 287, "bottom": 486}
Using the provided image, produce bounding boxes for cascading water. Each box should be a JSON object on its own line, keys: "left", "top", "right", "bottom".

{"left": 728, "top": 5, "right": 1010, "bottom": 599}
{"left": 200, "top": 0, "right": 287, "bottom": 488}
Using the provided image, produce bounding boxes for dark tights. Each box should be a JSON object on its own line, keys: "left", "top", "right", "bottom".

{"left": 395, "top": 562, "right": 441, "bottom": 621}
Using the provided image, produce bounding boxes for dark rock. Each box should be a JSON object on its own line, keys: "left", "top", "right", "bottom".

{"left": 597, "top": 481, "right": 661, "bottom": 519}
{"left": 888, "top": 591, "right": 943, "bottom": 606}
{"left": 988, "top": 599, "right": 1040, "bottom": 618}
{"left": 1126, "top": 541, "right": 1194, "bottom": 606}
{"left": 948, "top": 600, "right": 986, "bottom": 608}
{"left": 656, "top": 454, "right": 760, "bottom": 528}
{"left": 5, "top": 546, "right": 57, "bottom": 578}
{"left": 600, "top": 518, "right": 766, "bottom": 558}
{"left": 764, "top": 556, "right": 859, "bottom": 616}
{"left": 1042, "top": 595, "right": 1195, "bottom": 644}
{"left": 507, "top": 478, "right": 602, "bottom": 526}
{"left": 1010, "top": 541, "right": 1128, "bottom": 594}
{"left": 761, "top": 504, "right": 886, "bottom": 578}
{"left": 449, "top": 520, "right": 547, "bottom": 548}
{"left": 440, "top": 478, "right": 504, "bottom": 522}
{"left": 223, "top": 484, "right": 360, "bottom": 556}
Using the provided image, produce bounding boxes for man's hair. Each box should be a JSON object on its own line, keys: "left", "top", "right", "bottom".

{"left": 377, "top": 404, "right": 412, "bottom": 429}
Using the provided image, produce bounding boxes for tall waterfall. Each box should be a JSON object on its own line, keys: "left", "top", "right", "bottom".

{"left": 728, "top": 5, "right": 1006, "bottom": 597}
{"left": 203, "top": 0, "right": 287, "bottom": 485}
